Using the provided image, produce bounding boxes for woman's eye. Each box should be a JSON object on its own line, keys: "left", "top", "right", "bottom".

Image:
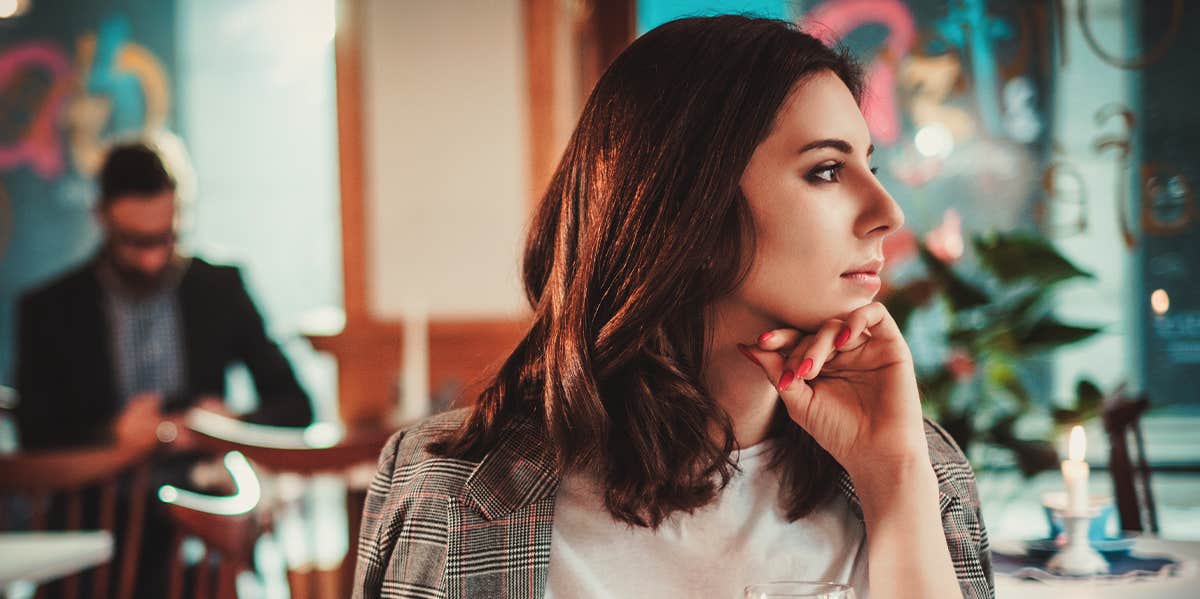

{"left": 807, "top": 162, "right": 844, "bottom": 183}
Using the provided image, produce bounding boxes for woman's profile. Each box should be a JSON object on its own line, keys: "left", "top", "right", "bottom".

{"left": 354, "top": 15, "right": 993, "bottom": 599}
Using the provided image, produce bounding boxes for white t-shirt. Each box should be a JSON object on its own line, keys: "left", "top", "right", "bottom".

{"left": 546, "top": 440, "right": 869, "bottom": 598}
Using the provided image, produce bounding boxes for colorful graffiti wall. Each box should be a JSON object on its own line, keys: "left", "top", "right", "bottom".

{"left": 0, "top": 0, "right": 178, "bottom": 384}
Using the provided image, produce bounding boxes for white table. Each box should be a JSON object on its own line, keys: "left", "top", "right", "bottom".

{"left": 993, "top": 536, "right": 1200, "bottom": 598}
{"left": 0, "top": 531, "right": 113, "bottom": 591}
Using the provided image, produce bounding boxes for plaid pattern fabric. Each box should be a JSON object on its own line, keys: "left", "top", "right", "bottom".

{"left": 103, "top": 285, "right": 185, "bottom": 403}
{"left": 354, "top": 410, "right": 995, "bottom": 599}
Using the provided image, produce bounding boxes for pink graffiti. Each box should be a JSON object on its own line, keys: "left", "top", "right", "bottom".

{"left": 0, "top": 42, "right": 72, "bottom": 178}
{"left": 800, "top": 0, "right": 916, "bottom": 145}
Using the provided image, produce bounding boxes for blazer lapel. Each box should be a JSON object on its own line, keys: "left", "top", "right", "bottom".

{"left": 78, "top": 264, "right": 119, "bottom": 416}
{"left": 441, "top": 418, "right": 955, "bottom": 598}
{"left": 445, "top": 417, "right": 560, "bottom": 599}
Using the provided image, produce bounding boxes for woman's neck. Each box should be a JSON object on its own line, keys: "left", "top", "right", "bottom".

{"left": 701, "top": 297, "right": 784, "bottom": 449}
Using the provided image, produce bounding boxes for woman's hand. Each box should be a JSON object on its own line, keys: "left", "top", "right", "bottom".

{"left": 738, "top": 301, "right": 928, "bottom": 481}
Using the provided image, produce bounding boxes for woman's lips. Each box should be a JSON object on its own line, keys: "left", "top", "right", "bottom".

{"left": 840, "top": 271, "right": 881, "bottom": 289}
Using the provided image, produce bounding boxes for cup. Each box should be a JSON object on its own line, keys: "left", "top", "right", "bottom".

{"left": 744, "top": 581, "right": 856, "bottom": 598}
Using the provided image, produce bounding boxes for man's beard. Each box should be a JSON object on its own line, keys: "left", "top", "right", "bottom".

{"left": 103, "top": 245, "right": 176, "bottom": 297}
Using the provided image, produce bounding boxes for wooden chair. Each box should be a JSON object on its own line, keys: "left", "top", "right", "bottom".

{"left": 158, "top": 451, "right": 266, "bottom": 599}
{"left": 1102, "top": 384, "right": 1159, "bottom": 534}
{"left": 182, "top": 412, "right": 394, "bottom": 599}
{"left": 0, "top": 438, "right": 159, "bottom": 599}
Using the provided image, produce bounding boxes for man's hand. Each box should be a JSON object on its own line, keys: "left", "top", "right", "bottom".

{"left": 164, "top": 395, "right": 235, "bottom": 451}
{"left": 192, "top": 395, "right": 235, "bottom": 418}
{"left": 113, "top": 392, "right": 163, "bottom": 445}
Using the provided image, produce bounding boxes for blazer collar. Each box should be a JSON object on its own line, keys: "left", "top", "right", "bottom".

{"left": 461, "top": 414, "right": 901, "bottom": 524}
{"left": 462, "top": 414, "right": 561, "bottom": 521}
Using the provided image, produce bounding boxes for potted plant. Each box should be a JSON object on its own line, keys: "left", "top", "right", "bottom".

{"left": 882, "top": 211, "right": 1105, "bottom": 476}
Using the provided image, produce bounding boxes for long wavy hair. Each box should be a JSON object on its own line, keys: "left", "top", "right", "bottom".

{"left": 433, "top": 16, "right": 864, "bottom": 528}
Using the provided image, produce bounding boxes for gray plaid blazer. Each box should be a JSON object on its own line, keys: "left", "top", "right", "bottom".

{"left": 353, "top": 409, "right": 994, "bottom": 599}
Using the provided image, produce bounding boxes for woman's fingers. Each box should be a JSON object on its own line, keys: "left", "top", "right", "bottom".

{"left": 769, "top": 302, "right": 898, "bottom": 386}
{"left": 744, "top": 302, "right": 899, "bottom": 388}
{"left": 754, "top": 327, "right": 803, "bottom": 352}
{"left": 739, "top": 341, "right": 814, "bottom": 392}
{"left": 831, "top": 306, "right": 875, "bottom": 354}
{"left": 782, "top": 319, "right": 842, "bottom": 384}
{"left": 737, "top": 342, "right": 785, "bottom": 382}
{"left": 848, "top": 301, "right": 901, "bottom": 342}
{"left": 738, "top": 342, "right": 817, "bottom": 424}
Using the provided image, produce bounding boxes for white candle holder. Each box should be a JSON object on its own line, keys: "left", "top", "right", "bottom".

{"left": 1046, "top": 507, "right": 1109, "bottom": 576}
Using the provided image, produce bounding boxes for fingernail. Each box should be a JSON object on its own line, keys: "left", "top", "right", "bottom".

{"left": 796, "top": 357, "right": 814, "bottom": 378}
{"left": 736, "top": 343, "right": 762, "bottom": 367}
{"left": 834, "top": 327, "right": 850, "bottom": 349}
{"left": 758, "top": 331, "right": 774, "bottom": 344}
{"left": 778, "top": 369, "right": 795, "bottom": 391}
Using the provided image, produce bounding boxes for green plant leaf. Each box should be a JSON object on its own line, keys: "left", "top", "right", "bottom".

{"left": 935, "top": 411, "right": 975, "bottom": 450}
{"left": 988, "top": 359, "right": 1031, "bottom": 408}
{"left": 1017, "top": 317, "right": 1103, "bottom": 353}
{"left": 1052, "top": 408, "right": 1082, "bottom": 426}
{"left": 1008, "top": 287, "right": 1050, "bottom": 327}
{"left": 883, "top": 280, "right": 938, "bottom": 332}
{"left": 992, "top": 436, "right": 1061, "bottom": 477}
{"left": 918, "top": 246, "right": 991, "bottom": 310}
{"left": 1076, "top": 378, "right": 1104, "bottom": 413}
{"left": 918, "top": 368, "right": 957, "bottom": 409}
{"left": 989, "top": 414, "right": 1019, "bottom": 443}
{"left": 973, "top": 232, "right": 1094, "bottom": 286}
{"left": 1051, "top": 379, "right": 1106, "bottom": 429}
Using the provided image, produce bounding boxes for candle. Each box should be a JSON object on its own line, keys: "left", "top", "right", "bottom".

{"left": 399, "top": 305, "right": 430, "bottom": 424}
{"left": 1061, "top": 425, "right": 1090, "bottom": 515}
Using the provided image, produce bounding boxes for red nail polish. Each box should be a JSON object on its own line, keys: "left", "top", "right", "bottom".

{"left": 795, "top": 357, "right": 814, "bottom": 378}
{"left": 736, "top": 343, "right": 762, "bottom": 367}
{"left": 758, "top": 331, "right": 774, "bottom": 344}
{"left": 778, "top": 369, "right": 795, "bottom": 391}
{"left": 834, "top": 327, "right": 850, "bottom": 349}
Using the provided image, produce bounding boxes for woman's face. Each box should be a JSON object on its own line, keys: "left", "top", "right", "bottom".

{"left": 734, "top": 70, "right": 904, "bottom": 332}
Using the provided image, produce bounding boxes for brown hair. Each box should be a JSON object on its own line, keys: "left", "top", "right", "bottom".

{"left": 98, "top": 142, "right": 176, "bottom": 207}
{"left": 433, "top": 15, "right": 864, "bottom": 527}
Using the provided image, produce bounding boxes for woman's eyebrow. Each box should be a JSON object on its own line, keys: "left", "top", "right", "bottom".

{"left": 798, "top": 139, "right": 876, "bottom": 157}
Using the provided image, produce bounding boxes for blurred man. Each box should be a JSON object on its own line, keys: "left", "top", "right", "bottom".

{"left": 15, "top": 141, "right": 313, "bottom": 449}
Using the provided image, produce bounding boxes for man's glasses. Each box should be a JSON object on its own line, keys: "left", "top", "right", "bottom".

{"left": 111, "top": 229, "right": 176, "bottom": 250}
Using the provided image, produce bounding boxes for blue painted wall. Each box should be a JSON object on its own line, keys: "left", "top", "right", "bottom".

{"left": 0, "top": 0, "right": 342, "bottom": 421}
{"left": 0, "top": 0, "right": 179, "bottom": 385}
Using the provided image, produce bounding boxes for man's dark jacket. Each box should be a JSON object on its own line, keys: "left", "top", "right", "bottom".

{"left": 15, "top": 257, "right": 313, "bottom": 449}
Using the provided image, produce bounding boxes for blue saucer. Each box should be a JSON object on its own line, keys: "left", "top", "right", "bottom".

{"left": 1024, "top": 532, "right": 1139, "bottom": 559}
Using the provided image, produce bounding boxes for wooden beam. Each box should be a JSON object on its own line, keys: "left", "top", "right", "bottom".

{"left": 326, "top": 0, "right": 403, "bottom": 425}
{"left": 577, "top": 0, "right": 635, "bottom": 99}
{"left": 428, "top": 318, "right": 531, "bottom": 408}
{"left": 335, "top": 0, "right": 368, "bottom": 326}
{"left": 523, "top": 0, "right": 558, "bottom": 206}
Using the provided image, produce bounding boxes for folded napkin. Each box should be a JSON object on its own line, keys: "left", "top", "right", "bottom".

{"left": 993, "top": 548, "right": 1182, "bottom": 582}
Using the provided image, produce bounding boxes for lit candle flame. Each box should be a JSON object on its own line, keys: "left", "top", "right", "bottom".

{"left": 1151, "top": 289, "right": 1170, "bottom": 315}
{"left": 1068, "top": 425, "right": 1086, "bottom": 462}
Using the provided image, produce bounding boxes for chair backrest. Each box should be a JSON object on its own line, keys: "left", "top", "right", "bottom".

{"left": 0, "top": 438, "right": 158, "bottom": 599}
{"left": 1102, "top": 386, "right": 1159, "bottom": 534}
{"left": 182, "top": 412, "right": 393, "bottom": 599}
{"left": 159, "top": 451, "right": 265, "bottom": 599}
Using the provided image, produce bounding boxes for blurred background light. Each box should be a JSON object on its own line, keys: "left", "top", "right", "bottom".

{"left": 914, "top": 122, "right": 954, "bottom": 159}
{"left": 1152, "top": 288, "right": 1171, "bottom": 316}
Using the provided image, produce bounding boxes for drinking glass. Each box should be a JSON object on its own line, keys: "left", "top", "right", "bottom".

{"left": 743, "top": 581, "right": 856, "bottom": 599}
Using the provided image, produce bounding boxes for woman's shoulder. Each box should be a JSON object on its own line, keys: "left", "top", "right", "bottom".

{"left": 372, "top": 408, "right": 479, "bottom": 500}
{"left": 922, "top": 417, "right": 982, "bottom": 509}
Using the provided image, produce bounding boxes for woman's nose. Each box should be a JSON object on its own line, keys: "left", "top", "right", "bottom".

{"left": 859, "top": 177, "right": 905, "bottom": 237}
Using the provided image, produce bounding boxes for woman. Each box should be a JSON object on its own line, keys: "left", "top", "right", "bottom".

{"left": 355, "top": 15, "right": 993, "bottom": 599}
